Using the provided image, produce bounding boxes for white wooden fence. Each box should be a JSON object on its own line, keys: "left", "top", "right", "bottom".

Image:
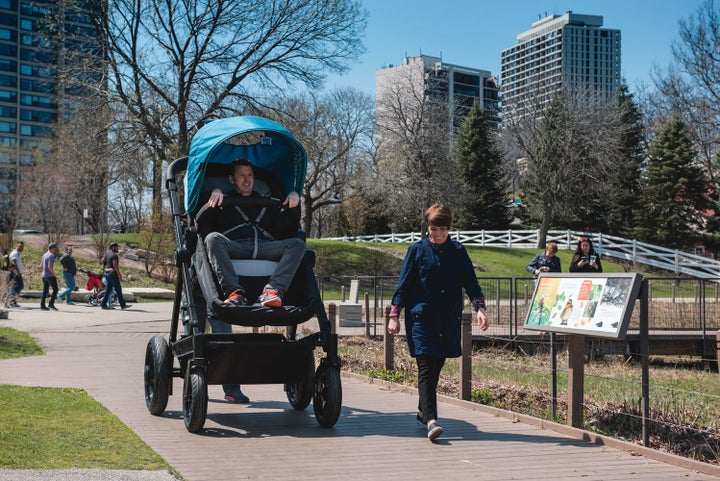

{"left": 326, "top": 230, "right": 720, "bottom": 279}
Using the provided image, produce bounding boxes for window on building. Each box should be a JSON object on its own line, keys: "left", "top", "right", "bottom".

{"left": 0, "top": 0, "right": 17, "bottom": 10}
{"left": 0, "top": 44, "right": 16, "bottom": 56}
{"left": 0, "top": 28, "right": 15, "bottom": 41}
{"left": 20, "top": 109, "right": 54, "bottom": 122}
{"left": 20, "top": 123, "right": 51, "bottom": 137}
{"left": 20, "top": 78, "right": 55, "bottom": 93}
{"left": 0, "top": 105, "right": 15, "bottom": 118}
{"left": 0, "top": 89, "right": 16, "bottom": 102}
{"left": 0, "top": 120, "right": 16, "bottom": 132}
{"left": 20, "top": 18, "right": 35, "bottom": 31}
{"left": 20, "top": 93, "right": 52, "bottom": 107}
{"left": 0, "top": 58, "right": 15, "bottom": 72}
{"left": 0, "top": 73, "right": 15, "bottom": 87}
{"left": 0, "top": 136, "right": 15, "bottom": 148}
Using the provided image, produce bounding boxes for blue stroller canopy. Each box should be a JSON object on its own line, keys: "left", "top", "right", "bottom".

{"left": 184, "top": 116, "right": 307, "bottom": 213}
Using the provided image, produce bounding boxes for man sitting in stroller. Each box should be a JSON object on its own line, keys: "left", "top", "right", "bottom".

{"left": 201, "top": 158, "right": 304, "bottom": 308}
{"left": 198, "top": 158, "right": 305, "bottom": 403}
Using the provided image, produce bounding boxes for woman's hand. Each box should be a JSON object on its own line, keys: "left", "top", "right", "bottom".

{"left": 476, "top": 308, "right": 488, "bottom": 331}
{"left": 388, "top": 316, "right": 400, "bottom": 334}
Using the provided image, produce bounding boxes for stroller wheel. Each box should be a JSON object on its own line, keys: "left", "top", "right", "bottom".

{"left": 85, "top": 294, "right": 97, "bottom": 306}
{"left": 144, "top": 335, "right": 171, "bottom": 415}
{"left": 286, "top": 351, "right": 315, "bottom": 411}
{"left": 183, "top": 365, "right": 208, "bottom": 433}
{"left": 313, "top": 361, "right": 342, "bottom": 428}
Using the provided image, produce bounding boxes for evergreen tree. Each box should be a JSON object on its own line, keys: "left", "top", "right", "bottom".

{"left": 604, "top": 84, "right": 645, "bottom": 237}
{"left": 634, "top": 116, "right": 709, "bottom": 249}
{"left": 453, "top": 102, "right": 510, "bottom": 229}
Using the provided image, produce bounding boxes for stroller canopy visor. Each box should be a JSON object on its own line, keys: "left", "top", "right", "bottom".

{"left": 184, "top": 116, "right": 307, "bottom": 213}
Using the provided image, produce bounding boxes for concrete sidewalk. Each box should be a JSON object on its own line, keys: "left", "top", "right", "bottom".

{"left": 1, "top": 302, "right": 719, "bottom": 480}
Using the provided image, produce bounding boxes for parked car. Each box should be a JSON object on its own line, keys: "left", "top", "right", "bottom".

{"left": 12, "top": 229, "right": 43, "bottom": 234}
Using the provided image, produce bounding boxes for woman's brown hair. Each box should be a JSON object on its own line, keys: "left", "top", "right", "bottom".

{"left": 424, "top": 204, "right": 452, "bottom": 227}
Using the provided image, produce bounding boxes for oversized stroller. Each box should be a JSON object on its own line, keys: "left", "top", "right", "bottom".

{"left": 143, "top": 116, "right": 341, "bottom": 433}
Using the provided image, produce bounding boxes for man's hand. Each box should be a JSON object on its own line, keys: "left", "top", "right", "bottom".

{"left": 208, "top": 189, "right": 224, "bottom": 208}
{"left": 283, "top": 191, "right": 300, "bottom": 209}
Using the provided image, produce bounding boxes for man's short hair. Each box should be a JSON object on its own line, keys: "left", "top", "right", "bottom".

{"left": 232, "top": 158, "right": 253, "bottom": 168}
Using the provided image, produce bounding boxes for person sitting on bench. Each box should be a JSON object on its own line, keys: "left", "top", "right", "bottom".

{"left": 200, "top": 158, "right": 304, "bottom": 308}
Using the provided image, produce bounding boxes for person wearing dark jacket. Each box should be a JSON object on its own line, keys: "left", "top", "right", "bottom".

{"left": 199, "top": 158, "right": 304, "bottom": 404}
{"left": 569, "top": 237, "right": 603, "bottom": 273}
{"left": 201, "top": 158, "right": 304, "bottom": 309}
{"left": 526, "top": 242, "right": 561, "bottom": 277}
{"left": 387, "top": 204, "right": 488, "bottom": 442}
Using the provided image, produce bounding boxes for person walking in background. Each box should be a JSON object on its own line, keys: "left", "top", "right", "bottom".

{"left": 387, "top": 204, "right": 488, "bottom": 442}
{"left": 57, "top": 245, "right": 77, "bottom": 305}
{"left": 40, "top": 243, "right": 59, "bottom": 311}
{"left": 4, "top": 241, "right": 23, "bottom": 308}
{"left": 526, "top": 242, "right": 561, "bottom": 278}
{"left": 101, "top": 242, "right": 131, "bottom": 310}
{"left": 569, "top": 237, "right": 603, "bottom": 273}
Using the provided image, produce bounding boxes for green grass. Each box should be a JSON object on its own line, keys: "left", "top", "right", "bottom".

{"left": 0, "top": 327, "right": 171, "bottom": 471}
{"left": 0, "top": 327, "right": 43, "bottom": 359}
{"left": 0, "top": 385, "right": 169, "bottom": 469}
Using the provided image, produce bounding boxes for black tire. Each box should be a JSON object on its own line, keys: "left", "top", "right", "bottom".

{"left": 86, "top": 293, "right": 96, "bottom": 306}
{"left": 286, "top": 351, "right": 315, "bottom": 410}
{"left": 313, "top": 361, "right": 342, "bottom": 428}
{"left": 183, "top": 366, "right": 208, "bottom": 433}
{"left": 143, "top": 335, "right": 171, "bottom": 415}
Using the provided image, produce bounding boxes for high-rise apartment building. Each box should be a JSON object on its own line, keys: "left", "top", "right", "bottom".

{"left": 376, "top": 55, "right": 500, "bottom": 131}
{"left": 500, "top": 11, "right": 621, "bottom": 122}
{"left": 0, "top": 0, "right": 99, "bottom": 217}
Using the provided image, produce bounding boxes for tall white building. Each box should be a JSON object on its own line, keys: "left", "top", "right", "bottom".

{"left": 500, "top": 11, "right": 621, "bottom": 123}
{"left": 376, "top": 55, "right": 500, "bottom": 131}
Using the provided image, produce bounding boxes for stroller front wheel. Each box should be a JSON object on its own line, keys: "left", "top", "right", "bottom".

{"left": 183, "top": 365, "right": 208, "bottom": 433}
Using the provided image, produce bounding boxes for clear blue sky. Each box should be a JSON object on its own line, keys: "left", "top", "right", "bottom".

{"left": 324, "top": 0, "right": 707, "bottom": 95}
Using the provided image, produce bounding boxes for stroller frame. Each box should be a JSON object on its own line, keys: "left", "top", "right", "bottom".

{"left": 143, "top": 116, "right": 341, "bottom": 433}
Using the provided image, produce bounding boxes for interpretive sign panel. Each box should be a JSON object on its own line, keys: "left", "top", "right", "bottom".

{"left": 524, "top": 273, "right": 643, "bottom": 339}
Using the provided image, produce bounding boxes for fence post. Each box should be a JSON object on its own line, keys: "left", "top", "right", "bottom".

{"left": 327, "top": 303, "right": 337, "bottom": 334}
{"left": 384, "top": 306, "right": 394, "bottom": 370}
{"left": 364, "top": 292, "right": 370, "bottom": 338}
{"left": 461, "top": 312, "right": 472, "bottom": 401}
{"left": 341, "top": 285, "right": 346, "bottom": 302}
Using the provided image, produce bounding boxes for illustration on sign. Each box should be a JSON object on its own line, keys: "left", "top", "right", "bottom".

{"left": 524, "top": 273, "right": 641, "bottom": 339}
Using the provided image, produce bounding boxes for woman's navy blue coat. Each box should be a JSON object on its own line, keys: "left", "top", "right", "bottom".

{"left": 391, "top": 237, "right": 484, "bottom": 359}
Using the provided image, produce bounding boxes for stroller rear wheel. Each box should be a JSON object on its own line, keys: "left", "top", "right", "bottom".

{"left": 313, "top": 361, "right": 342, "bottom": 428}
{"left": 144, "top": 335, "right": 171, "bottom": 415}
{"left": 286, "top": 351, "right": 315, "bottom": 410}
{"left": 183, "top": 365, "right": 208, "bottom": 433}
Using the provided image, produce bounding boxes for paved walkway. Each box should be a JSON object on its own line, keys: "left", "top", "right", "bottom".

{"left": 0, "top": 302, "right": 719, "bottom": 480}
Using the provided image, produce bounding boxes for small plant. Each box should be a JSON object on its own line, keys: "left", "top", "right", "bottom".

{"left": 472, "top": 387, "right": 493, "bottom": 405}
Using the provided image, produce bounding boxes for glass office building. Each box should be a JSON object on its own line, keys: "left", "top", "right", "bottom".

{"left": 501, "top": 12, "right": 621, "bottom": 124}
{"left": 0, "top": 0, "right": 99, "bottom": 215}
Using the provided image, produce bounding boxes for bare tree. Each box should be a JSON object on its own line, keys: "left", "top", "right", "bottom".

{"left": 89, "top": 0, "right": 367, "bottom": 216}
{"left": 266, "top": 88, "right": 375, "bottom": 237}
{"left": 653, "top": 0, "right": 720, "bottom": 182}
{"left": 373, "top": 61, "right": 460, "bottom": 231}
{"left": 504, "top": 88, "right": 627, "bottom": 247}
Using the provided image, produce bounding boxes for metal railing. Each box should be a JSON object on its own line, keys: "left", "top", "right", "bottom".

{"left": 325, "top": 229, "right": 720, "bottom": 279}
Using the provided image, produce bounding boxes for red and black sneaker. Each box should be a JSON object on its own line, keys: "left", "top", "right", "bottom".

{"left": 257, "top": 288, "right": 281, "bottom": 308}
{"left": 223, "top": 289, "right": 248, "bottom": 307}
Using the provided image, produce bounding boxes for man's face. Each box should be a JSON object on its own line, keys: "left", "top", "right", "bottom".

{"left": 16, "top": 242, "right": 23, "bottom": 252}
{"left": 230, "top": 165, "right": 254, "bottom": 196}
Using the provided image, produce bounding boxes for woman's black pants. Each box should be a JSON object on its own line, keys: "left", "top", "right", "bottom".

{"left": 416, "top": 354, "right": 446, "bottom": 423}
